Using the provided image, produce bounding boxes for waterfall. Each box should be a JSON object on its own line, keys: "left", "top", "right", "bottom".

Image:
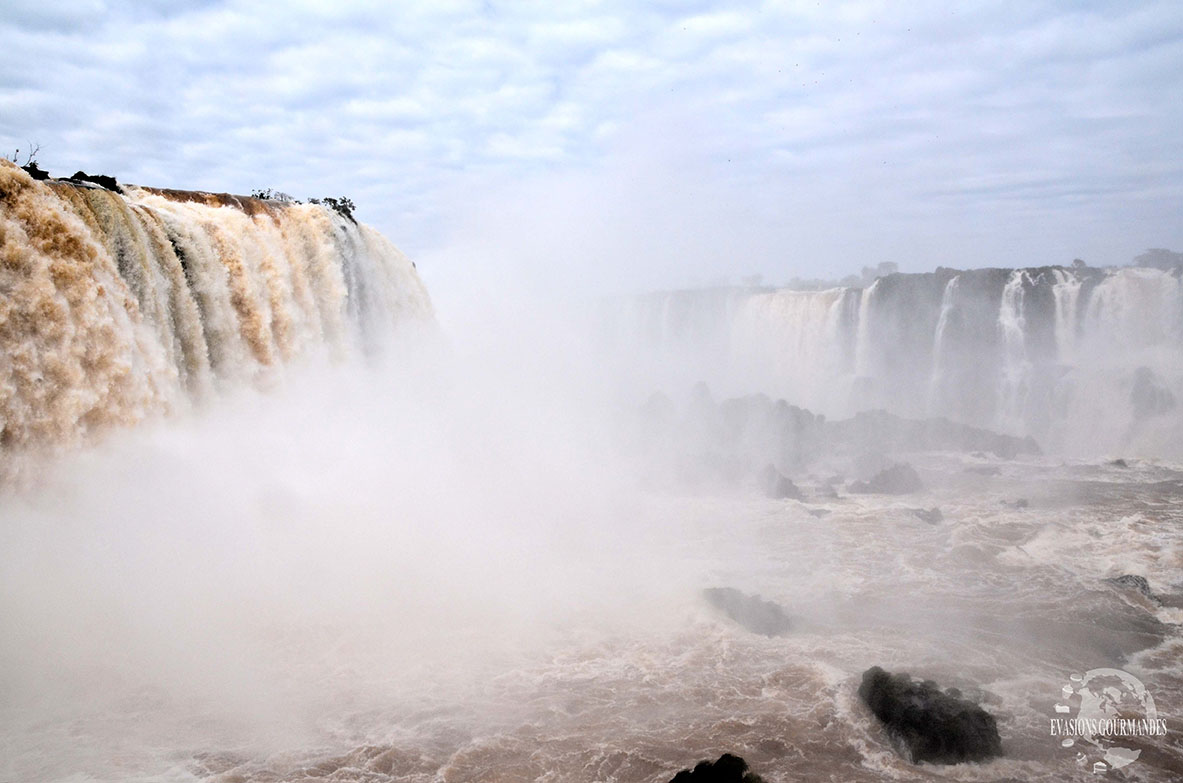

{"left": 1051, "top": 268, "right": 1082, "bottom": 361}
{"left": 730, "top": 286, "right": 858, "bottom": 412}
{"left": 611, "top": 264, "right": 1183, "bottom": 456}
{"left": 0, "top": 161, "right": 432, "bottom": 471}
{"left": 996, "top": 270, "right": 1030, "bottom": 433}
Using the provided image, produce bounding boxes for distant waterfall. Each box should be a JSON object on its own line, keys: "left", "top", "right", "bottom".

{"left": 0, "top": 161, "right": 432, "bottom": 467}
{"left": 609, "top": 265, "right": 1183, "bottom": 456}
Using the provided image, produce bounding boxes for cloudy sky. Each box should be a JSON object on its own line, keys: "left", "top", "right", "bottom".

{"left": 3, "top": 0, "right": 1182, "bottom": 298}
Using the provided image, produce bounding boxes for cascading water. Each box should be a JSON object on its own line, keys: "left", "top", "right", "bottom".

{"left": 729, "top": 286, "right": 860, "bottom": 414}
{"left": 996, "top": 269, "right": 1031, "bottom": 433}
{"left": 0, "top": 160, "right": 432, "bottom": 476}
{"left": 4, "top": 158, "right": 1182, "bottom": 783}
{"left": 609, "top": 263, "right": 1183, "bottom": 456}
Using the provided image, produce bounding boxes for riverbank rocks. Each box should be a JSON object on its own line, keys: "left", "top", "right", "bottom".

{"left": 702, "top": 587, "right": 791, "bottom": 637}
{"left": 858, "top": 666, "right": 1003, "bottom": 764}
{"left": 669, "top": 753, "right": 764, "bottom": 783}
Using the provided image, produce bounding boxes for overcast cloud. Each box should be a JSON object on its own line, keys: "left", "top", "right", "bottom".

{"left": 2, "top": 0, "right": 1182, "bottom": 299}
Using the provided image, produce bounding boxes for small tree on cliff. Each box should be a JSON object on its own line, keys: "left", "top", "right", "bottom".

{"left": 307, "top": 196, "right": 356, "bottom": 224}
{"left": 5, "top": 142, "right": 49, "bottom": 179}
{"left": 5, "top": 142, "right": 40, "bottom": 167}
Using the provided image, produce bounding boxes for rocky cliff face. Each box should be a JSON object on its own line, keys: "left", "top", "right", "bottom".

{"left": 609, "top": 263, "right": 1183, "bottom": 456}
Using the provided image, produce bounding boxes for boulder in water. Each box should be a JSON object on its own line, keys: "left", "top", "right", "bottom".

{"left": 669, "top": 753, "right": 764, "bottom": 783}
{"left": 760, "top": 464, "right": 801, "bottom": 499}
{"left": 858, "top": 666, "right": 1003, "bottom": 764}
{"left": 848, "top": 463, "right": 923, "bottom": 494}
{"left": 1105, "top": 574, "right": 1159, "bottom": 605}
{"left": 910, "top": 507, "right": 943, "bottom": 524}
{"left": 702, "top": 587, "right": 791, "bottom": 637}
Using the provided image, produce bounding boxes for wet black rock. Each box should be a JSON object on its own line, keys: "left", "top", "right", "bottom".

{"left": 67, "top": 170, "right": 120, "bottom": 191}
{"left": 702, "top": 587, "right": 791, "bottom": 637}
{"left": 858, "top": 666, "right": 1003, "bottom": 765}
{"left": 1001, "top": 498, "right": 1028, "bottom": 509}
{"left": 910, "top": 507, "right": 943, "bottom": 524}
{"left": 760, "top": 464, "right": 801, "bottom": 500}
{"left": 669, "top": 753, "right": 764, "bottom": 783}
{"left": 21, "top": 162, "right": 49, "bottom": 180}
{"left": 1105, "top": 574, "right": 1159, "bottom": 605}
{"left": 1109, "top": 458, "right": 1129, "bottom": 468}
{"left": 848, "top": 463, "right": 923, "bottom": 494}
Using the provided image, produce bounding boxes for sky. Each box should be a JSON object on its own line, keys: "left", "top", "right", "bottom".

{"left": 3, "top": 0, "right": 1182, "bottom": 298}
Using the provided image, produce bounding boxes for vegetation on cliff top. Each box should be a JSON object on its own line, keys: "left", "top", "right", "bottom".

{"left": 250, "top": 188, "right": 356, "bottom": 223}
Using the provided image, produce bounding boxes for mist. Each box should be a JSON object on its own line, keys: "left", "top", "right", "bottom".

{"left": 5, "top": 222, "right": 1181, "bottom": 779}
{"left": 0, "top": 323, "right": 707, "bottom": 767}
{"left": 4, "top": 3, "right": 1183, "bottom": 778}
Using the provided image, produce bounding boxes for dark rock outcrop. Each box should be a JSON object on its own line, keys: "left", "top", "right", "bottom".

{"left": 669, "top": 753, "right": 764, "bottom": 783}
{"left": 910, "top": 507, "right": 943, "bottom": 524}
{"left": 827, "top": 409, "right": 1041, "bottom": 459}
{"left": 21, "top": 162, "right": 49, "bottom": 180}
{"left": 67, "top": 170, "right": 120, "bottom": 191}
{"left": 703, "top": 587, "right": 791, "bottom": 637}
{"left": 635, "top": 389, "right": 1042, "bottom": 496}
{"left": 1105, "top": 574, "right": 1160, "bottom": 605}
{"left": 848, "top": 463, "right": 923, "bottom": 494}
{"left": 858, "top": 666, "right": 1003, "bottom": 765}
{"left": 760, "top": 464, "right": 801, "bottom": 499}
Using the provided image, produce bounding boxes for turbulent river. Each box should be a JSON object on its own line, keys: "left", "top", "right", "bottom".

{"left": 1, "top": 160, "right": 1181, "bottom": 782}
{"left": 4, "top": 434, "right": 1181, "bottom": 782}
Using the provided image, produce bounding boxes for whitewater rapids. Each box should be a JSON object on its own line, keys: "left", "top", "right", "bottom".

{"left": 2, "top": 159, "right": 1180, "bottom": 782}
{"left": 1, "top": 357, "right": 1180, "bottom": 781}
